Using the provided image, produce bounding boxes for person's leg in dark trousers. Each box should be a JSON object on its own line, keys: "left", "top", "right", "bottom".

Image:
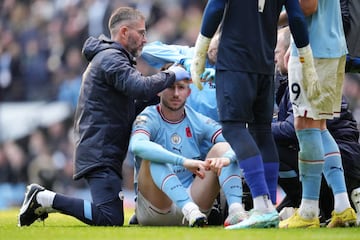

{"left": 276, "top": 144, "right": 302, "bottom": 212}
{"left": 53, "top": 167, "right": 124, "bottom": 226}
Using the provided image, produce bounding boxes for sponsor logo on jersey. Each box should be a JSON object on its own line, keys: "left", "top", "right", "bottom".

{"left": 134, "top": 115, "right": 147, "bottom": 125}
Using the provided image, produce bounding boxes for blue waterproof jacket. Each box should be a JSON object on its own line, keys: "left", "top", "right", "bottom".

{"left": 73, "top": 35, "right": 175, "bottom": 180}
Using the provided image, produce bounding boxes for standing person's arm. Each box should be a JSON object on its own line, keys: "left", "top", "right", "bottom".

{"left": 190, "top": 0, "right": 227, "bottom": 90}
{"left": 285, "top": 0, "right": 320, "bottom": 102}
{"left": 279, "top": 0, "right": 317, "bottom": 27}
{"left": 285, "top": 0, "right": 310, "bottom": 48}
{"left": 200, "top": 0, "right": 227, "bottom": 38}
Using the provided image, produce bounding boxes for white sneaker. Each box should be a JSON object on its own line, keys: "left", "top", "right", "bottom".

{"left": 224, "top": 210, "right": 248, "bottom": 227}
{"left": 188, "top": 209, "right": 207, "bottom": 227}
{"left": 182, "top": 202, "right": 207, "bottom": 227}
{"left": 225, "top": 209, "right": 279, "bottom": 229}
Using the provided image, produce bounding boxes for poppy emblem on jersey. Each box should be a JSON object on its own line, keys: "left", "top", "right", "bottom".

{"left": 171, "top": 133, "right": 181, "bottom": 145}
{"left": 185, "top": 127, "right": 192, "bottom": 137}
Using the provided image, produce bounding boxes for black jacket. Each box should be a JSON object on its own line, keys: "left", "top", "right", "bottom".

{"left": 272, "top": 84, "right": 360, "bottom": 180}
{"left": 73, "top": 35, "right": 175, "bottom": 180}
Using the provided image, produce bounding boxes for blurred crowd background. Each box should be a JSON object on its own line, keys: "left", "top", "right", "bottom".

{"left": 0, "top": 0, "right": 359, "bottom": 210}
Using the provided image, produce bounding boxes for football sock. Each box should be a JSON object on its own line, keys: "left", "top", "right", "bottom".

{"left": 53, "top": 193, "right": 125, "bottom": 225}
{"left": 299, "top": 199, "right": 319, "bottom": 219}
{"left": 238, "top": 155, "right": 270, "bottom": 203}
{"left": 297, "top": 128, "right": 324, "bottom": 199}
{"left": 296, "top": 129, "right": 323, "bottom": 219}
{"left": 52, "top": 194, "right": 94, "bottom": 224}
{"left": 219, "top": 161, "right": 243, "bottom": 207}
{"left": 321, "top": 129, "right": 351, "bottom": 212}
{"left": 228, "top": 202, "right": 245, "bottom": 215}
{"left": 253, "top": 195, "right": 275, "bottom": 212}
{"left": 36, "top": 190, "right": 56, "bottom": 208}
{"left": 150, "top": 162, "right": 191, "bottom": 209}
{"left": 334, "top": 192, "right": 351, "bottom": 213}
{"left": 249, "top": 123, "right": 279, "bottom": 205}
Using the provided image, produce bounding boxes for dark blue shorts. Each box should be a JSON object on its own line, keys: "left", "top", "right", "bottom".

{"left": 216, "top": 70, "right": 275, "bottom": 123}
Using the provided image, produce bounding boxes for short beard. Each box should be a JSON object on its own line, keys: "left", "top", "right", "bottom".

{"left": 162, "top": 100, "right": 186, "bottom": 112}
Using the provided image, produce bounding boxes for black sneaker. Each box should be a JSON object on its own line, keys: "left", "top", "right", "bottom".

{"left": 18, "top": 184, "right": 48, "bottom": 227}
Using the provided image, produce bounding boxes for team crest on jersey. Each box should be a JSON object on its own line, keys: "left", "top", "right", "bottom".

{"left": 171, "top": 133, "right": 182, "bottom": 145}
{"left": 134, "top": 115, "right": 147, "bottom": 126}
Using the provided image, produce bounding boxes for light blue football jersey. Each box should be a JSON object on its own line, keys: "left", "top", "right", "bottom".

{"left": 291, "top": 0, "right": 347, "bottom": 58}
{"left": 131, "top": 104, "right": 224, "bottom": 187}
{"left": 141, "top": 41, "right": 219, "bottom": 121}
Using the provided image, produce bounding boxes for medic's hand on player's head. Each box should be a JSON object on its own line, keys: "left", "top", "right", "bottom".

{"left": 190, "top": 34, "right": 211, "bottom": 90}
{"left": 179, "top": 59, "right": 215, "bottom": 83}
{"left": 168, "top": 64, "right": 191, "bottom": 82}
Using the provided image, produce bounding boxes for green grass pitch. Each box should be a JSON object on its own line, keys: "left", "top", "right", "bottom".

{"left": 1, "top": 208, "right": 360, "bottom": 240}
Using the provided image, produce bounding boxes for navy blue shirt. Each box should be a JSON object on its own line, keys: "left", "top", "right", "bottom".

{"left": 201, "top": 0, "right": 308, "bottom": 74}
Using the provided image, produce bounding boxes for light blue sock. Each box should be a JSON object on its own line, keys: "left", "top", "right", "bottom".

{"left": 296, "top": 128, "right": 324, "bottom": 200}
{"left": 321, "top": 129, "right": 347, "bottom": 194}
{"left": 149, "top": 162, "right": 191, "bottom": 209}
{"left": 218, "top": 161, "right": 243, "bottom": 206}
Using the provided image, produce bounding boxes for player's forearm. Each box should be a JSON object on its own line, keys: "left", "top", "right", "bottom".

{"left": 130, "top": 136, "right": 185, "bottom": 165}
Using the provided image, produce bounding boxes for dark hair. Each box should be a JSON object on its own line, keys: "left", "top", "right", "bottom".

{"left": 108, "top": 7, "right": 145, "bottom": 37}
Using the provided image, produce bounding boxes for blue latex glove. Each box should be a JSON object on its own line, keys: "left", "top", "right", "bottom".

{"left": 200, "top": 68, "right": 215, "bottom": 82}
{"left": 168, "top": 65, "right": 191, "bottom": 81}
{"left": 180, "top": 58, "right": 192, "bottom": 72}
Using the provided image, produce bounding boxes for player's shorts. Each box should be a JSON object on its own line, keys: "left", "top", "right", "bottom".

{"left": 135, "top": 191, "right": 184, "bottom": 226}
{"left": 216, "top": 70, "right": 274, "bottom": 123}
{"left": 135, "top": 184, "right": 211, "bottom": 226}
{"left": 288, "top": 55, "right": 346, "bottom": 120}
